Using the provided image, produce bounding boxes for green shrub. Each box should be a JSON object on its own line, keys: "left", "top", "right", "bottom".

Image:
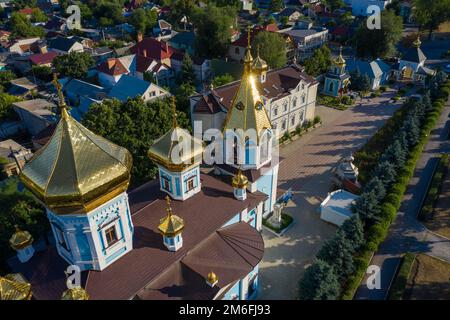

{"left": 380, "top": 85, "right": 387, "bottom": 92}
{"left": 388, "top": 253, "right": 416, "bottom": 300}
{"left": 313, "top": 115, "right": 321, "bottom": 125}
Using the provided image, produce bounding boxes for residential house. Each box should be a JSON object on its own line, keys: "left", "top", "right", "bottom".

{"left": 131, "top": 36, "right": 175, "bottom": 67}
{"left": 346, "top": 59, "right": 391, "bottom": 90}
{"left": 278, "top": 7, "right": 303, "bottom": 23}
{"left": 0, "top": 139, "right": 33, "bottom": 178}
{"left": 28, "top": 51, "right": 59, "bottom": 67}
{"left": 190, "top": 63, "right": 319, "bottom": 138}
{"left": 107, "top": 74, "right": 170, "bottom": 102}
{"left": 152, "top": 19, "right": 175, "bottom": 40}
{"left": 7, "top": 38, "right": 41, "bottom": 55}
{"left": 168, "top": 31, "right": 195, "bottom": 56}
{"left": 63, "top": 79, "right": 107, "bottom": 119}
{"left": 13, "top": 99, "right": 57, "bottom": 136}
{"left": 279, "top": 20, "right": 328, "bottom": 61}
{"left": 228, "top": 24, "right": 279, "bottom": 62}
{"left": 8, "top": 77, "right": 39, "bottom": 97}
{"left": 48, "top": 36, "right": 84, "bottom": 54}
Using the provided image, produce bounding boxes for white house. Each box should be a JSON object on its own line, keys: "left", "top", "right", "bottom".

{"left": 107, "top": 74, "right": 170, "bottom": 102}
{"left": 320, "top": 189, "right": 358, "bottom": 227}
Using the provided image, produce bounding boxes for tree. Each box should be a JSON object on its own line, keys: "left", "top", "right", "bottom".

{"left": 354, "top": 9, "right": 403, "bottom": 59}
{"left": 298, "top": 259, "right": 340, "bottom": 300}
{"left": 53, "top": 52, "right": 95, "bottom": 79}
{"left": 174, "top": 82, "right": 195, "bottom": 113}
{"left": 178, "top": 52, "right": 196, "bottom": 85}
{"left": 322, "top": 0, "right": 345, "bottom": 11}
{"left": 364, "top": 177, "right": 386, "bottom": 201}
{"left": 303, "top": 46, "right": 331, "bottom": 76}
{"left": 352, "top": 190, "right": 381, "bottom": 225}
{"left": 269, "top": 0, "right": 284, "bottom": 12}
{"left": 31, "top": 65, "right": 52, "bottom": 82}
{"left": 381, "top": 139, "right": 406, "bottom": 168}
{"left": 401, "top": 114, "right": 420, "bottom": 147}
{"left": 413, "top": 0, "right": 450, "bottom": 39}
{"left": 129, "top": 8, "right": 157, "bottom": 35}
{"left": 360, "top": 74, "right": 372, "bottom": 92}
{"left": 0, "top": 177, "right": 48, "bottom": 268}
{"left": 82, "top": 97, "right": 190, "bottom": 185}
{"left": 212, "top": 74, "right": 234, "bottom": 87}
{"left": 373, "top": 161, "right": 397, "bottom": 187}
{"left": 194, "top": 5, "right": 237, "bottom": 58}
{"left": 317, "top": 230, "right": 355, "bottom": 280}
{"left": 0, "top": 70, "right": 16, "bottom": 92}
{"left": 341, "top": 214, "right": 365, "bottom": 251}
{"left": 280, "top": 16, "right": 289, "bottom": 27}
{"left": 251, "top": 31, "right": 287, "bottom": 69}
{"left": 30, "top": 8, "right": 48, "bottom": 23}
{"left": 0, "top": 93, "right": 21, "bottom": 122}
{"left": 9, "top": 12, "right": 45, "bottom": 38}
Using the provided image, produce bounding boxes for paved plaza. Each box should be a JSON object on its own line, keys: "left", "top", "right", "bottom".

{"left": 258, "top": 91, "right": 401, "bottom": 300}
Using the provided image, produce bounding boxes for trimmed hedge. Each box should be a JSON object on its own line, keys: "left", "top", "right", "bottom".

{"left": 418, "top": 154, "right": 449, "bottom": 221}
{"left": 340, "top": 81, "right": 450, "bottom": 300}
{"left": 388, "top": 253, "right": 416, "bottom": 300}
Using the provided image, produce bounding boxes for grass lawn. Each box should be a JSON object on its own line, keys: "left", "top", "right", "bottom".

{"left": 404, "top": 254, "right": 450, "bottom": 300}
{"left": 423, "top": 155, "right": 450, "bottom": 238}
{"left": 263, "top": 213, "right": 293, "bottom": 234}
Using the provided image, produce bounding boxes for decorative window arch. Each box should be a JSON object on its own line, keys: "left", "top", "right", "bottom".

{"left": 328, "top": 81, "right": 334, "bottom": 93}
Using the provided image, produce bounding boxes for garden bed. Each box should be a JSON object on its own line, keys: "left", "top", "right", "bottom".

{"left": 317, "top": 95, "right": 354, "bottom": 110}
{"left": 262, "top": 213, "right": 294, "bottom": 235}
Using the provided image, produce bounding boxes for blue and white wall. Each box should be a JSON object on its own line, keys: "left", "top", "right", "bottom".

{"left": 158, "top": 164, "right": 201, "bottom": 201}
{"left": 47, "top": 192, "right": 134, "bottom": 271}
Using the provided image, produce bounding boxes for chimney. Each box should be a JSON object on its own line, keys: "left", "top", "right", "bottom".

{"left": 137, "top": 32, "right": 143, "bottom": 43}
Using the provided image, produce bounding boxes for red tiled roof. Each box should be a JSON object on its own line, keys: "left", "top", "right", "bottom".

{"left": 231, "top": 24, "right": 279, "bottom": 48}
{"left": 28, "top": 51, "right": 58, "bottom": 65}
{"left": 19, "top": 7, "right": 34, "bottom": 15}
{"left": 97, "top": 58, "right": 129, "bottom": 76}
{"left": 131, "top": 37, "right": 177, "bottom": 60}
{"left": 332, "top": 25, "right": 350, "bottom": 36}
{"left": 136, "top": 55, "right": 154, "bottom": 73}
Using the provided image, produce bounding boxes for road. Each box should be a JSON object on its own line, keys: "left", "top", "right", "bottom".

{"left": 354, "top": 98, "right": 450, "bottom": 300}
{"left": 258, "top": 90, "right": 402, "bottom": 300}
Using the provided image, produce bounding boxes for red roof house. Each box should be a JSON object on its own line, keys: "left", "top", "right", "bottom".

{"left": 28, "top": 51, "right": 59, "bottom": 66}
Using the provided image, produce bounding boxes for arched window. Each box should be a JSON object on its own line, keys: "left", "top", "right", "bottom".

{"left": 260, "top": 131, "right": 270, "bottom": 163}
{"left": 328, "top": 81, "right": 334, "bottom": 93}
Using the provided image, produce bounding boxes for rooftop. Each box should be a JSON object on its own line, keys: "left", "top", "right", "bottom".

{"left": 321, "top": 189, "right": 358, "bottom": 218}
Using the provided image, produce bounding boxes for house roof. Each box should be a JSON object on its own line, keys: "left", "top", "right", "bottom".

{"left": 48, "top": 37, "right": 80, "bottom": 52}
{"left": 107, "top": 75, "right": 152, "bottom": 101}
{"left": 402, "top": 46, "right": 426, "bottom": 64}
{"left": 346, "top": 59, "right": 383, "bottom": 79}
{"left": 169, "top": 31, "right": 195, "bottom": 47}
{"left": 8, "top": 174, "right": 267, "bottom": 300}
{"left": 231, "top": 24, "right": 279, "bottom": 48}
{"left": 18, "top": 7, "right": 34, "bottom": 15}
{"left": 130, "top": 37, "right": 177, "bottom": 60}
{"left": 0, "top": 139, "right": 25, "bottom": 161}
{"left": 97, "top": 58, "right": 129, "bottom": 76}
{"left": 28, "top": 51, "right": 58, "bottom": 65}
{"left": 13, "top": 99, "right": 56, "bottom": 121}
{"left": 64, "top": 79, "right": 106, "bottom": 100}
{"left": 279, "top": 7, "right": 301, "bottom": 17}
{"left": 192, "top": 64, "right": 318, "bottom": 114}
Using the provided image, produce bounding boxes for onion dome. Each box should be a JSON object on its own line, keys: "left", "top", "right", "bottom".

{"left": 252, "top": 48, "right": 268, "bottom": 72}
{"left": 222, "top": 39, "right": 272, "bottom": 140}
{"left": 0, "top": 274, "right": 32, "bottom": 300}
{"left": 232, "top": 169, "right": 249, "bottom": 189}
{"left": 148, "top": 98, "right": 203, "bottom": 172}
{"left": 19, "top": 75, "right": 132, "bottom": 215}
{"left": 9, "top": 225, "right": 33, "bottom": 251}
{"left": 158, "top": 196, "right": 184, "bottom": 237}
{"left": 61, "top": 287, "right": 89, "bottom": 300}
{"left": 206, "top": 271, "right": 218, "bottom": 287}
{"left": 334, "top": 46, "right": 346, "bottom": 67}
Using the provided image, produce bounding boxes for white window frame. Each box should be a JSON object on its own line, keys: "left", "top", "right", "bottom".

{"left": 101, "top": 219, "right": 123, "bottom": 255}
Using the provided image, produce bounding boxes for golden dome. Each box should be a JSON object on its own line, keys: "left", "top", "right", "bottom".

{"left": 61, "top": 287, "right": 89, "bottom": 300}
{"left": 334, "top": 46, "right": 346, "bottom": 67}
{"left": 0, "top": 274, "right": 32, "bottom": 300}
{"left": 19, "top": 76, "right": 132, "bottom": 215}
{"left": 9, "top": 226, "right": 33, "bottom": 251}
{"left": 148, "top": 99, "right": 203, "bottom": 172}
{"left": 206, "top": 271, "right": 218, "bottom": 285}
{"left": 232, "top": 169, "right": 249, "bottom": 189}
{"left": 252, "top": 48, "right": 268, "bottom": 71}
{"left": 158, "top": 196, "right": 184, "bottom": 237}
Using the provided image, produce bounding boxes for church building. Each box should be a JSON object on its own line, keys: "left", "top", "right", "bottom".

{"left": 3, "top": 45, "right": 276, "bottom": 300}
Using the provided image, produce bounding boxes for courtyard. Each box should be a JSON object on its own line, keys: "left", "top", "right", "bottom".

{"left": 258, "top": 91, "right": 401, "bottom": 299}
